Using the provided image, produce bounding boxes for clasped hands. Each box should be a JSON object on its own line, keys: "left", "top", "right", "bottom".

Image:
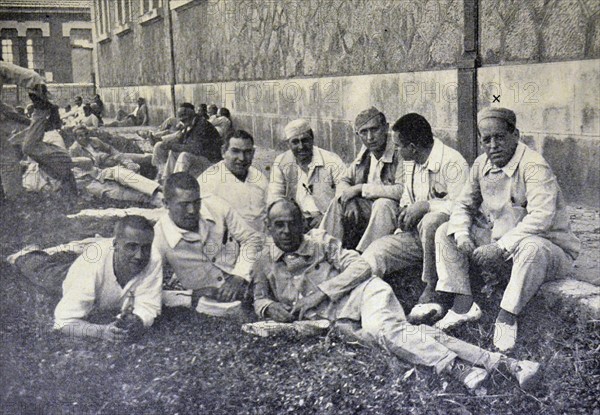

{"left": 266, "top": 291, "right": 328, "bottom": 323}
{"left": 103, "top": 314, "right": 144, "bottom": 343}
{"left": 455, "top": 234, "right": 509, "bottom": 268}
{"left": 397, "top": 201, "right": 430, "bottom": 231}
{"left": 192, "top": 273, "right": 248, "bottom": 303}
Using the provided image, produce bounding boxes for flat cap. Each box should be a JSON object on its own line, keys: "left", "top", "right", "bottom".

{"left": 284, "top": 119, "right": 312, "bottom": 140}
{"left": 477, "top": 107, "right": 517, "bottom": 128}
{"left": 354, "top": 106, "right": 383, "bottom": 130}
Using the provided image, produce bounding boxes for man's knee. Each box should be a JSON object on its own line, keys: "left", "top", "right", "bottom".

{"left": 512, "top": 236, "right": 553, "bottom": 268}
{"left": 371, "top": 198, "right": 397, "bottom": 214}
{"left": 419, "top": 212, "right": 449, "bottom": 234}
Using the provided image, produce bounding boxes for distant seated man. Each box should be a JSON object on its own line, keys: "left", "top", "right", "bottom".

{"left": 137, "top": 113, "right": 182, "bottom": 144}
{"left": 207, "top": 104, "right": 218, "bottom": 122}
{"left": 250, "top": 199, "right": 542, "bottom": 391}
{"left": 69, "top": 125, "right": 161, "bottom": 205}
{"left": 210, "top": 107, "right": 233, "bottom": 139}
{"left": 77, "top": 104, "right": 100, "bottom": 129}
{"left": 154, "top": 172, "right": 262, "bottom": 307}
{"left": 8, "top": 216, "right": 162, "bottom": 343}
{"left": 361, "top": 113, "right": 468, "bottom": 321}
{"left": 152, "top": 102, "right": 222, "bottom": 183}
{"left": 61, "top": 96, "right": 84, "bottom": 127}
{"left": 198, "top": 129, "right": 268, "bottom": 232}
{"left": 106, "top": 97, "right": 149, "bottom": 127}
{"left": 320, "top": 107, "right": 403, "bottom": 251}
{"left": 267, "top": 119, "right": 346, "bottom": 230}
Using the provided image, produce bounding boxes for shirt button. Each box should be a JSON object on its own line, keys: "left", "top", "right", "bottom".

{"left": 211, "top": 257, "right": 216, "bottom": 263}
{"left": 315, "top": 264, "right": 320, "bottom": 270}
{"left": 217, "top": 276, "right": 223, "bottom": 282}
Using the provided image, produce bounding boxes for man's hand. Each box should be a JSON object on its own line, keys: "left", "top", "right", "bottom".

{"left": 217, "top": 274, "right": 247, "bottom": 302}
{"left": 397, "top": 206, "right": 408, "bottom": 230}
{"left": 101, "top": 322, "right": 128, "bottom": 343}
{"left": 291, "top": 291, "right": 328, "bottom": 320}
{"left": 115, "top": 314, "right": 145, "bottom": 341}
{"left": 266, "top": 302, "right": 294, "bottom": 323}
{"left": 340, "top": 184, "right": 363, "bottom": 205}
{"left": 472, "top": 243, "right": 506, "bottom": 268}
{"left": 455, "top": 234, "right": 477, "bottom": 256}
{"left": 402, "top": 201, "right": 430, "bottom": 230}
{"left": 344, "top": 198, "right": 361, "bottom": 225}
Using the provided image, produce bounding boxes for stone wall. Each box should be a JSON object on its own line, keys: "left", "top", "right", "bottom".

{"left": 480, "top": 0, "right": 600, "bottom": 64}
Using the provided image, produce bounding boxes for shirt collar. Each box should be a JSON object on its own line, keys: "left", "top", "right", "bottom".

{"left": 272, "top": 236, "right": 314, "bottom": 262}
{"left": 483, "top": 142, "right": 526, "bottom": 177}
{"left": 422, "top": 138, "right": 444, "bottom": 173}
{"left": 159, "top": 203, "right": 216, "bottom": 248}
{"left": 355, "top": 135, "right": 394, "bottom": 164}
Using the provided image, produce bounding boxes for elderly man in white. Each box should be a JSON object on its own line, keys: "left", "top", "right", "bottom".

{"left": 198, "top": 129, "right": 268, "bottom": 232}
{"left": 267, "top": 119, "right": 346, "bottom": 230}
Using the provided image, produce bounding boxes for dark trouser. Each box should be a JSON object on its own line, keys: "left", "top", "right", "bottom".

{"left": 14, "top": 251, "right": 78, "bottom": 297}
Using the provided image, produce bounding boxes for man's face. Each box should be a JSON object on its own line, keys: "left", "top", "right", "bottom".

{"left": 478, "top": 118, "right": 519, "bottom": 168}
{"left": 393, "top": 132, "right": 416, "bottom": 161}
{"left": 288, "top": 132, "right": 314, "bottom": 165}
{"left": 165, "top": 187, "right": 201, "bottom": 231}
{"left": 356, "top": 116, "right": 388, "bottom": 154}
{"left": 223, "top": 137, "right": 255, "bottom": 177}
{"left": 75, "top": 129, "right": 90, "bottom": 145}
{"left": 137, "top": 98, "right": 144, "bottom": 106}
{"left": 113, "top": 225, "right": 154, "bottom": 279}
{"left": 267, "top": 203, "right": 304, "bottom": 253}
{"left": 74, "top": 97, "right": 83, "bottom": 106}
{"left": 177, "top": 107, "right": 194, "bottom": 125}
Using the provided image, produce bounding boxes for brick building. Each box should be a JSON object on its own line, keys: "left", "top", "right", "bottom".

{"left": 1, "top": 0, "right": 93, "bottom": 83}
{"left": 91, "top": 0, "right": 599, "bottom": 206}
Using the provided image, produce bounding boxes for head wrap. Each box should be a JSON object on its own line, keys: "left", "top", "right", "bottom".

{"left": 284, "top": 119, "right": 312, "bottom": 140}
{"left": 477, "top": 107, "right": 517, "bottom": 128}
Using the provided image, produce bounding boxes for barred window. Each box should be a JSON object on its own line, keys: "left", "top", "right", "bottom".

{"left": 141, "top": 0, "right": 162, "bottom": 14}
{"left": 26, "top": 38, "right": 44, "bottom": 72}
{"left": 96, "top": 0, "right": 112, "bottom": 35}
{"left": 117, "top": 0, "right": 133, "bottom": 25}
{"left": 1, "top": 39, "right": 14, "bottom": 63}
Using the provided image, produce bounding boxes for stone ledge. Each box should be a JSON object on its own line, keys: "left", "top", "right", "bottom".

{"left": 540, "top": 278, "right": 600, "bottom": 321}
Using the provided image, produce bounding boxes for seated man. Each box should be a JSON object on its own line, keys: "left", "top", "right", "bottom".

{"left": 152, "top": 103, "right": 222, "bottom": 183}
{"left": 362, "top": 114, "right": 468, "bottom": 321}
{"left": 61, "top": 96, "right": 85, "bottom": 127}
{"left": 251, "top": 198, "right": 541, "bottom": 390}
{"left": 434, "top": 108, "right": 580, "bottom": 351}
{"left": 137, "top": 113, "right": 181, "bottom": 144}
{"left": 198, "top": 130, "right": 268, "bottom": 232}
{"left": 106, "top": 97, "right": 149, "bottom": 127}
{"left": 267, "top": 119, "right": 345, "bottom": 230}
{"left": 154, "top": 172, "right": 262, "bottom": 308}
{"left": 8, "top": 216, "right": 162, "bottom": 343}
{"left": 320, "top": 107, "right": 403, "bottom": 251}
{"left": 77, "top": 104, "right": 100, "bottom": 129}
{"left": 210, "top": 107, "right": 233, "bottom": 139}
{"left": 69, "top": 125, "right": 161, "bottom": 205}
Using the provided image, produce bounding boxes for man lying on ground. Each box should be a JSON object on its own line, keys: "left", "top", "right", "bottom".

{"left": 8, "top": 215, "right": 163, "bottom": 343}
{"left": 69, "top": 125, "right": 161, "bottom": 205}
{"left": 249, "top": 198, "right": 542, "bottom": 391}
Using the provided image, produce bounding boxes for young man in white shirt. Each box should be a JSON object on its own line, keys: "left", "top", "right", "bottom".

{"left": 9, "top": 216, "right": 163, "bottom": 342}
{"left": 198, "top": 130, "right": 268, "bottom": 232}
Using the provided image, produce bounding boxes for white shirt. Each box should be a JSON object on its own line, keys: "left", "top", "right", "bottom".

{"left": 295, "top": 164, "right": 321, "bottom": 215}
{"left": 54, "top": 238, "right": 163, "bottom": 328}
{"left": 198, "top": 160, "right": 268, "bottom": 232}
{"left": 367, "top": 153, "right": 384, "bottom": 184}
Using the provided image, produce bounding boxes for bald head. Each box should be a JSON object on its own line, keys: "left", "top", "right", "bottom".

{"left": 266, "top": 198, "right": 304, "bottom": 252}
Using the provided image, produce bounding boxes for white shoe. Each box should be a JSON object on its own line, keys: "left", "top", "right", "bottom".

{"left": 493, "top": 321, "right": 518, "bottom": 352}
{"left": 162, "top": 290, "right": 193, "bottom": 308}
{"left": 434, "top": 303, "right": 482, "bottom": 331}
{"left": 447, "top": 361, "right": 489, "bottom": 390}
{"left": 408, "top": 303, "right": 444, "bottom": 323}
